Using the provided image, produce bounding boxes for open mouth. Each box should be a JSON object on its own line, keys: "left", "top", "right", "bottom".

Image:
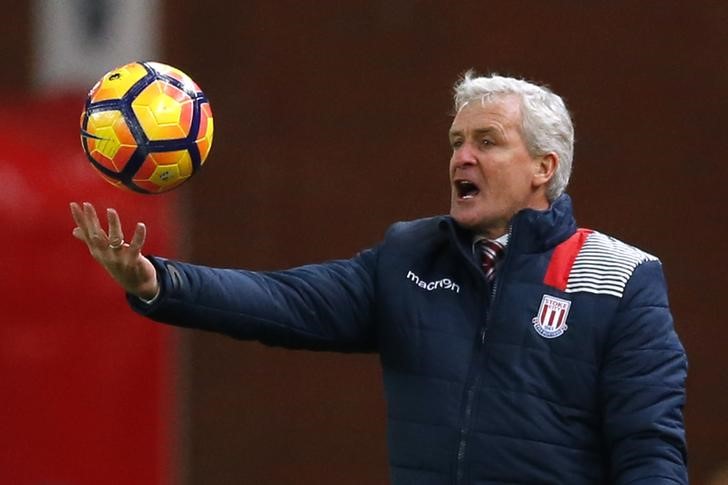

{"left": 455, "top": 180, "right": 480, "bottom": 199}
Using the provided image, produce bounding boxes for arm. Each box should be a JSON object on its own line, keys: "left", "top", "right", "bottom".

{"left": 70, "top": 202, "right": 378, "bottom": 352}
{"left": 600, "top": 260, "right": 688, "bottom": 484}
{"left": 128, "top": 253, "right": 378, "bottom": 352}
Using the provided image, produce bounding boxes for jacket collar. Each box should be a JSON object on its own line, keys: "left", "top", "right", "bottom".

{"left": 439, "top": 194, "right": 577, "bottom": 255}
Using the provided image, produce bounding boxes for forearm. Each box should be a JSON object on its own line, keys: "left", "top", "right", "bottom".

{"left": 128, "top": 253, "right": 378, "bottom": 352}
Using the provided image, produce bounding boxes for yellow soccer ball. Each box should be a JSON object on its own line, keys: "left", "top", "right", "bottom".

{"left": 80, "top": 61, "right": 214, "bottom": 193}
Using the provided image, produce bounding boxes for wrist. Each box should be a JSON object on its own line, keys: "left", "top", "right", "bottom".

{"left": 135, "top": 281, "right": 160, "bottom": 303}
{"left": 135, "top": 279, "right": 160, "bottom": 301}
{"left": 131, "top": 256, "right": 160, "bottom": 301}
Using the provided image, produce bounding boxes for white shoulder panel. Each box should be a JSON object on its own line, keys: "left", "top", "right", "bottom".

{"left": 565, "top": 232, "right": 658, "bottom": 298}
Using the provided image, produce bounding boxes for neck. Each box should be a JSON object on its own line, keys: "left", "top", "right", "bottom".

{"left": 478, "top": 195, "right": 551, "bottom": 239}
{"left": 477, "top": 226, "right": 509, "bottom": 240}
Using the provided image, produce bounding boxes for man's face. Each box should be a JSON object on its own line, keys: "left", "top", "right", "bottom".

{"left": 448, "top": 94, "right": 551, "bottom": 238}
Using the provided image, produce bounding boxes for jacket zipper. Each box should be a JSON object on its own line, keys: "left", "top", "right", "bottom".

{"left": 454, "top": 223, "right": 515, "bottom": 484}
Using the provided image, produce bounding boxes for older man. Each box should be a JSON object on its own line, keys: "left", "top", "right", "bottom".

{"left": 71, "top": 72, "right": 688, "bottom": 484}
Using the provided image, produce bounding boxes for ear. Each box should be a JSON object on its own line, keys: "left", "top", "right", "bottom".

{"left": 532, "top": 152, "right": 558, "bottom": 189}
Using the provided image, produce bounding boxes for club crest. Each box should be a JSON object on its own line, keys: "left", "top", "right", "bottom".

{"left": 532, "top": 294, "right": 571, "bottom": 339}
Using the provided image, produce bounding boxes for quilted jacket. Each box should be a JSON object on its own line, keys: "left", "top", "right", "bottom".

{"left": 130, "top": 194, "right": 688, "bottom": 484}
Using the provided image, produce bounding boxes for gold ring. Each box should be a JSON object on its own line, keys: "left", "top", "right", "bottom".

{"left": 108, "top": 239, "right": 124, "bottom": 249}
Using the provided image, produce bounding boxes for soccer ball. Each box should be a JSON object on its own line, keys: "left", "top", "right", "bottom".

{"left": 80, "top": 61, "right": 214, "bottom": 193}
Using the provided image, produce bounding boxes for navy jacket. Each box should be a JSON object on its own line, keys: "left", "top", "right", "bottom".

{"left": 130, "top": 195, "right": 688, "bottom": 484}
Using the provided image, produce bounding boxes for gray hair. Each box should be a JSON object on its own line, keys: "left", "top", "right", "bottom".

{"left": 453, "top": 71, "right": 574, "bottom": 201}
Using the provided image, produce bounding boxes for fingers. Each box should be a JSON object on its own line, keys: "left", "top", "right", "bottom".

{"left": 128, "top": 222, "right": 147, "bottom": 252}
{"left": 70, "top": 202, "right": 90, "bottom": 241}
{"left": 70, "top": 202, "right": 155, "bottom": 296}
{"left": 71, "top": 201, "right": 108, "bottom": 247}
{"left": 71, "top": 202, "right": 148, "bottom": 256}
{"left": 70, "top": 202, "right": 104, "bottom": 246}
{"left": 83, "top": 202, "right": 109, "bottom": 249}
{"left": 106, "top": 208, "right": 125, "bottom": 247}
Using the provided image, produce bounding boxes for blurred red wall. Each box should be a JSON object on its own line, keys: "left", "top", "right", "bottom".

{"left": 0, "top": 95, "right": 179, "bottom": 485}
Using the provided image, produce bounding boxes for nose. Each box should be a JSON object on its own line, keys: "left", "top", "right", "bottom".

{"left": 451, "top": 143, "right": 477, "bottom": 168}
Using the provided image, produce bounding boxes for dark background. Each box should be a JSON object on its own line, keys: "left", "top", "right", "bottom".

{"left": 3, "top": 1, "right": 726, "bottom": 483}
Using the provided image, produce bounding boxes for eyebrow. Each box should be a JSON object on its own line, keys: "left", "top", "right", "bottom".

{"left": 448, "top": 126, "right": 504, "bottom": 139}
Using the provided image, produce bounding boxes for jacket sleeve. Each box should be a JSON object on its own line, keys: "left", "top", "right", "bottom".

{"left": 127, "top": 248, "right": 379, "bottom": 352}
{"left": 600, "top": 260, "right": 688, "bottom": 484}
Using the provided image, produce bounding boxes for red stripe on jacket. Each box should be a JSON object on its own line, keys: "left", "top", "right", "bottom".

{"left": 543, "top": 228, "right": 593, "bottom": 291}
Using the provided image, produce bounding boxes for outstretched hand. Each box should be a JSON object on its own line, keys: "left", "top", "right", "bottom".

{"left": 70, "top": 202, "right": 159, "bottom": 300}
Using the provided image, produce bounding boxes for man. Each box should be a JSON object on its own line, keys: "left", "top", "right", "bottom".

{"left": 70, "top": 72, "right": 688, "bottom": 484}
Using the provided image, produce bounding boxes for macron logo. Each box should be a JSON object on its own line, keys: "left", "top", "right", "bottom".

{"left": 406, "top": 271, "right": 460, "bottom": 293}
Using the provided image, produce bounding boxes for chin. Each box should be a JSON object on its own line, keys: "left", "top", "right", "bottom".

{"left": 450, "top": 205, "right": 508, "bottom": 238}
{"left": 450, "top": 206, "right": 481, "bottom": 231}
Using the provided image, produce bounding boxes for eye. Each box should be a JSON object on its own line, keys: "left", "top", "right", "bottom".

{"left": 450, "top": 139, "right": 463, "bottom": 149}
{"left": 481, "top": 138, "right": 493, "bottom": 146}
